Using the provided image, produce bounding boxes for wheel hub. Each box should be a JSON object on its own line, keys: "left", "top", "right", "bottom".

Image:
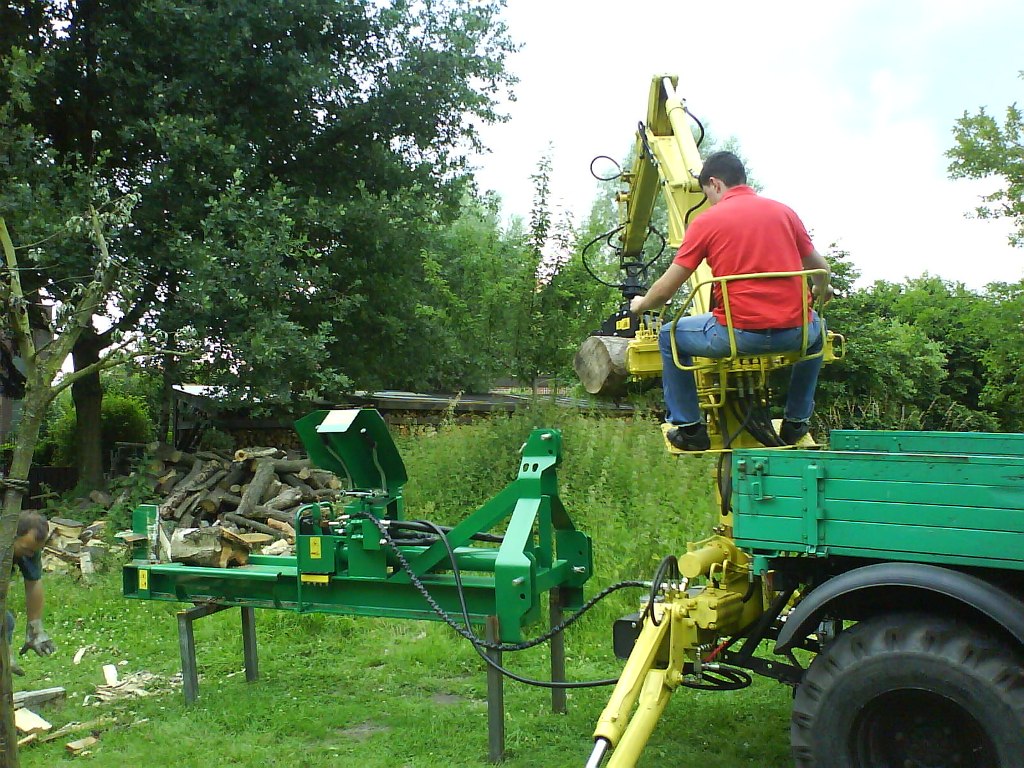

{"left": 853, "top": 688, "right": 995, "bottom": 768}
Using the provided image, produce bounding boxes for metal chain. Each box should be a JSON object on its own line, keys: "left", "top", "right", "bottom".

{"left": 364, "top": 512, "right": 646, "bottom": 652}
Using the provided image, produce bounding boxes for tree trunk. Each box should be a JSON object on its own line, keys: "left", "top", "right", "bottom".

{"left": 71, "top": 332, "right": 105, "bottom": 490}
{"left": 1, "top": 387, "right": 48, "bottom": 768}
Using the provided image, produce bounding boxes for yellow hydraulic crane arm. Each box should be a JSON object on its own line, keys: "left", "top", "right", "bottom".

{"left": 616, "top": 75, "right": 714, "bottom": 312}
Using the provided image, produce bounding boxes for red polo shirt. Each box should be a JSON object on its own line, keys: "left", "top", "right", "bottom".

{"left": 673, "top": 186, "right": 814, "bottom": 329}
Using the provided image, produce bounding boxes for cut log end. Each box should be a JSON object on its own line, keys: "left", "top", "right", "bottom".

{"left": 573, "top": 335, "right": 632, "bottom": 397}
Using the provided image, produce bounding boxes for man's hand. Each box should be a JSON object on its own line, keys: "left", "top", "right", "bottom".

{"left": 20, "top": 619, "right": 55, "bottom": 657}
{"left": 629, "top": 295, "right": 647, "bottom": 316}
{"left": 813, "top": 283, "right": 835, "bottom": 304}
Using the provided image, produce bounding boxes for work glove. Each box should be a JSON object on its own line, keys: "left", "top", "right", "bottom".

{"left": 19, "top": 619, "right": 56, "bottom": 657}
{"left": 9, "top": 648, "right": 24, "bottom": 676}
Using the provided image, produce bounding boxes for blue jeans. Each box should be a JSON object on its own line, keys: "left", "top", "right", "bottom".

{"left": 658, "top": 311, "right": 824, "bottom": 426}
{"left": 4, "top": 610, "right": 12, "bottom": 645}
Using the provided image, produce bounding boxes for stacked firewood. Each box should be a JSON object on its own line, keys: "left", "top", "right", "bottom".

{"left": 142, "top": 443, "right": 344, "bottom": 537}
{"left": 42, "top": 518, "right": 119, "bottom": 577}
{"left": 78, "top": 443, "right": 348, "bottom": 567}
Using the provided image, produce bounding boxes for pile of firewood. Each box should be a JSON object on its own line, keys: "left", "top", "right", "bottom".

{"left": 84, "top": 442, "right": 348, "bottom": 567}
{"left": 142, "top": 443, "right": 343, "bottom": 531}
{"left": 43, "top": 518, "right": 120, "bottom": 577}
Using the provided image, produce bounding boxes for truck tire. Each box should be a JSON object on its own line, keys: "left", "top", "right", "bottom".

{"left": 790, "top": 612, "right": 1024, "bottom": 768}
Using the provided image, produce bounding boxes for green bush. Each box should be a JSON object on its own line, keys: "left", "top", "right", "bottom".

{"left": 1, "top": 436, "right": 57, "bottom": 466}
{"left": 102, "top": 366, "right": 166, "bottom": 439}
{"left": 50, "top": 393, "right": 154, "bottom": 466}
{"left": 32, "top": 437, "right": 58, "bottom": 465}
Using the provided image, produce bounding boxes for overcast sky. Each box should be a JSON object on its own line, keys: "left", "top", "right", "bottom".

{"left": 471, "top": 0, "right": 1023, "bottom": 288}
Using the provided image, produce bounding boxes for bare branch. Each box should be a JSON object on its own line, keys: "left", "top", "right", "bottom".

{"left": 38, "top": 207, "right": 121, "bottom": 369}
{"left": 0, "top": 216, "right": 38, "bottom": 365}
{"left": 51, "top": 345, "right": 190, "bottom": 396}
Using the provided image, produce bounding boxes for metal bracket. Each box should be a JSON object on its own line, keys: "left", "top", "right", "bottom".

{"left": 802, "top": 462, "right": 826, "bottom": 552}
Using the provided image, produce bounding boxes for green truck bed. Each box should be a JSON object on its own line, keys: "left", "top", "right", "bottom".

{"left": 732, "top": 430, "right": 1024, "bottom": 571}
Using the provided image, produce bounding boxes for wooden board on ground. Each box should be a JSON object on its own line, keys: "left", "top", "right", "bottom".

{"left": 102, "top": 664, "right": 119, "bottom": 686}
{"left": 15, "top": 708, "right": 52, "bottom": 734}
{"left": 66, "top": 736, "right": 98, "bottom": 754}
{"left": 39, "top": 717, "right": 115, "bottom": 744}
{"left": 13, "top": 687, "right": 66, "bottom": 710}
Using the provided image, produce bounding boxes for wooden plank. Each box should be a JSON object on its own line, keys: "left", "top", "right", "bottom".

{"left": 66, "top": 736, "right": 98, "bottom": 754}
{"left": 735, "top": 514, "right": 1024, "bottom": 569}
{"left": 15, "top": 708, "right": 52, "bottom": 734}
{"left": 12, "top": 687, "right": 65, "bottom": 710}
{"left": 742, "top": 472, "right": 1024, "bottom": 513}
{"left": 824, "top": 497, "right": 1024, "bottom": 533}
{"left": 38, "top": 717, "right": 115, "bottom": 744}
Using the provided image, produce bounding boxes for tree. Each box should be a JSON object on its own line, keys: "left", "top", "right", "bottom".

{"left": 1, "top": 0, "right": 518, "bottom": 485}
{"left": 408, "top": 192, "right": 530, "bottom": 391}
{"left": 814, "top": 251, "right": 1000, "bottom": 433}
{"left": 947, "top": 71, "right": 1024, "bottom": 246}
{"left": 0, "top": 207, "right": 167, "bottom": 768}
{"left": 976, "top": 279, "right": 1024, "bottom": 431}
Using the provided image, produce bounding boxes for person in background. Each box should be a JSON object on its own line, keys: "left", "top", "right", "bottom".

{"left": 5, "top": 511, "right": 56, "bottom": 675}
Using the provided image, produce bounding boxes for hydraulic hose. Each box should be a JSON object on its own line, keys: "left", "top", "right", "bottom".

{"left": 363, "top": 512, "right": 648, "bottom": 689}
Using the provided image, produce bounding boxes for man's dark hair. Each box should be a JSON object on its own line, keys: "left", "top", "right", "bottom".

{"left": 17, "top": 511, "right": 48, "bottom": 542}
{"left": 698, "top": 151, "right": 747, "bottom": 188}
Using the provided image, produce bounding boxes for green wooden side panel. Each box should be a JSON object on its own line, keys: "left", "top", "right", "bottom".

{"left": 830, "top": 430, "right": 1024, "bottom": 457}
{"left": 733, "top": 439, "right": 1024, "bottom": 571}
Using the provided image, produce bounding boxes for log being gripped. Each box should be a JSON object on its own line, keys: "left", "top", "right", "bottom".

{"left": 573, "top": 335, "right": 633, "bottom": 397}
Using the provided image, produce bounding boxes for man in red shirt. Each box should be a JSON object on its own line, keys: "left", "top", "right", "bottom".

{"left": 629, "top": 151, "right": 833, "bottom": 451}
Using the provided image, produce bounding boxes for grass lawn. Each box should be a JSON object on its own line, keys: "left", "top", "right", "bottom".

{"left": 9, "top": 408, "right": 796, "bottom": 766}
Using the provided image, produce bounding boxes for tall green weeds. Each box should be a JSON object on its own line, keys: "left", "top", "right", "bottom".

{"left": 400, "top": 404, "right": 718, "bottom": 627}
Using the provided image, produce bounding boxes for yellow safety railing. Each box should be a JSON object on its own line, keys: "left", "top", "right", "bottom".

{"left": 667, "top": 268, "right": 831, "bottom": 372}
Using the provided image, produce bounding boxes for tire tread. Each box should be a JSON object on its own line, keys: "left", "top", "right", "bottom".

{"left": 790, "top": 612, "right": 1024, "bottom": 768}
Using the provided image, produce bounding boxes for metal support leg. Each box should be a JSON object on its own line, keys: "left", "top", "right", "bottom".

{"left": 241, "top": 606, "right": 259, "bottom": 683}
{"left": 177, "top": 610, "right": 199, "bottom": 705}
{"left": 550, "top": 588, "right": 566, "bottom": 714}
{"left": 485, "top": 615, "right": 505, "bottom": 763}
{"left": 176, "top": 603, "right": 230, "bottom": 704}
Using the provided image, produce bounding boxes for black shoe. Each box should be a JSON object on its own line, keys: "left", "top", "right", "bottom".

{"left": 780, "top": 420, "right": 810, "bottom": 445}
{"left": 667, "top": 423, "right": 711, "bottom": 452}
